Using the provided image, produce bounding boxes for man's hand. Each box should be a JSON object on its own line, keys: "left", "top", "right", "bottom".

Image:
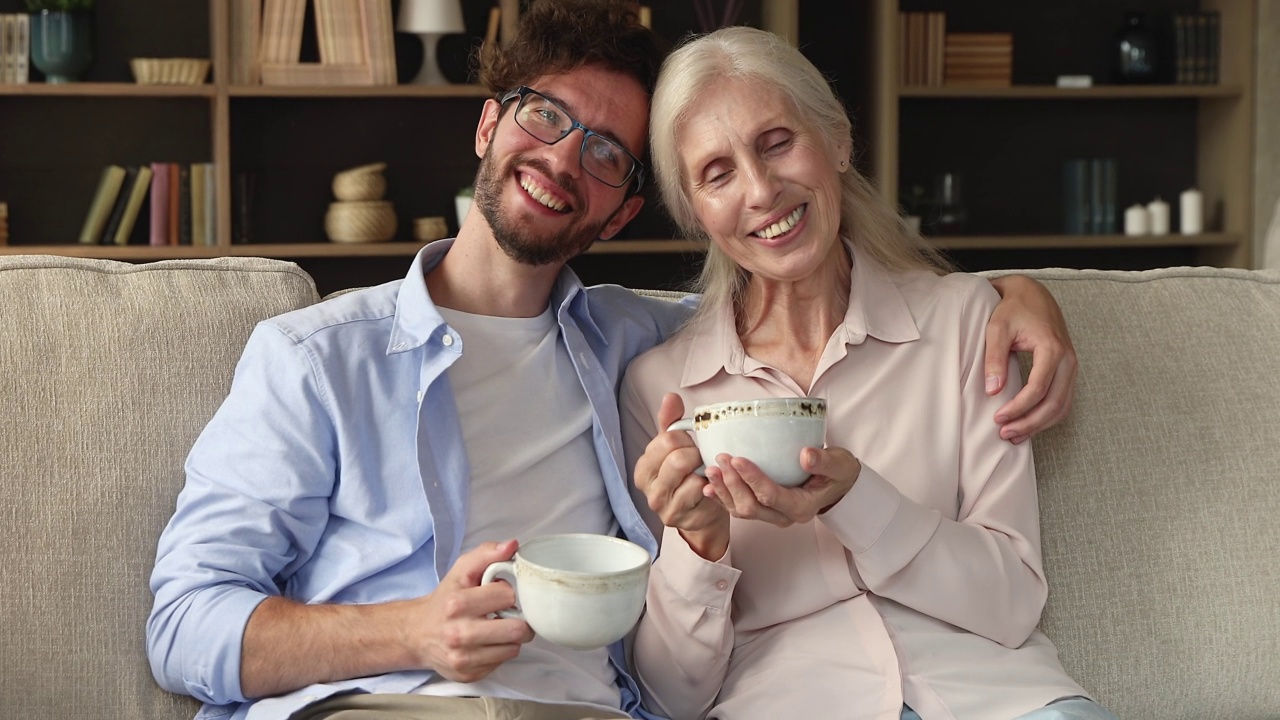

{"left": 634, "top": 393, "right": 730, "bottom": 560}
{"left": 239, "top": 541, "right": 534, "bottom": 698}
{"left": 986, "top": 275, "right": 1078, "bottom": 444}
{"left": 703, "top": 447, "right": 860, "bottom": 528}
{"left": 413, "top": 540, "right": 536, "bottom": 683}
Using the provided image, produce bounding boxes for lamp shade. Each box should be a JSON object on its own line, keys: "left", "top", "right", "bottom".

{"left": 397, "top": 0, "right": 465, "bottom": 33}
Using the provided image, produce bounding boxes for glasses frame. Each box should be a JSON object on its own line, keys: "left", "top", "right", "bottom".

{"left": 497, "top": 86, "right": 646, "bottom": 194}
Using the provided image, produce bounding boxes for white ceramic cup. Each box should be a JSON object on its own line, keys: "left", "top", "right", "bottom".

{"left": 480, "top": 533, "right": 650, "bottom": 650}
{"left": 667, "top": 397, "right": 826, "bottom": 488}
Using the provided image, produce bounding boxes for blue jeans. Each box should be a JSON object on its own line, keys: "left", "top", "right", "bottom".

{"left": 901, "top": 697, "right": 1119, "bottom": 720}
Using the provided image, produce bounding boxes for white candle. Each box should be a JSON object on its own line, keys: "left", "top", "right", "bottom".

{"left": 1124, "top": 204, "right": 1150, "bottom": 235}
{"left": 1180, "top": 188, "right": 1203, "bottom": 235}
{"left": 1146, "top": 197, "right": 1170, "bottom": 235}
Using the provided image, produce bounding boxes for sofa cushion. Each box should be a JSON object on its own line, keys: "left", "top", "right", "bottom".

{"left": 1008, "top": 267, "right": 1280, "bottom": 718}
{"left": 0, "top": 256, "right": 319, "bottom": 720}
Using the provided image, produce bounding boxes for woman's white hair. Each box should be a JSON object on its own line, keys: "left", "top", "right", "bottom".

{"left": 649, "top": 26, "right": 949, "bottom": 324}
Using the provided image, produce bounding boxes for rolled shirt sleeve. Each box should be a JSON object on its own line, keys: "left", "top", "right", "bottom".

{"left": 147, "top": 323, "right": 339, "bottom": 704}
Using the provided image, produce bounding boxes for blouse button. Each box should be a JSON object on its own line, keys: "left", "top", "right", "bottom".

{"left": 715, "top": 580, "right": 728, "bottom": 591}
{"left": 441, "top": 334, "right": 454, "bottom": 347}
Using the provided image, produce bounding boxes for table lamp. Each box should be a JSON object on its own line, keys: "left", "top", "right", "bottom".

{"left": 397, "top": 0, "right": 465, "bottom": 85}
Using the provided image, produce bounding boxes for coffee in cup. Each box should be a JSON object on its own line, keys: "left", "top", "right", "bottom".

{"left": 480, "top": 533, "right": 650, "bottom": 650}
{"left": 667, "top": 397, "right": 826, "bottom": 487}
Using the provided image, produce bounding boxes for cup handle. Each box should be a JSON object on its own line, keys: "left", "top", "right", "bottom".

{"left": 480, "top": 561, "right": 523, "bottom": 620}
{"left": 665, "top": 418, "right": 707, "bottom": 477}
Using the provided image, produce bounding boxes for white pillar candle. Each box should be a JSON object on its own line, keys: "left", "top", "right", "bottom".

{"left": 1180, "top": 188, "right": 1203, "bottom": 235}
{"left": 1146, "top": 197, "right": 1170, "bottom": 235}
{"left": 1124, "top": 204, "right": 1150, "bottom": 235}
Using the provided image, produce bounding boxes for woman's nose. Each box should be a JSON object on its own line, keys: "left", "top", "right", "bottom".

{"left": 743, "top": 161, "right": 781, "bottom": 208}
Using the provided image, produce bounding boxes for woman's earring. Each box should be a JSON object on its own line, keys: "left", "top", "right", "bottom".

{"left": 838, "top": 159, "right": 849, "bottom": 171}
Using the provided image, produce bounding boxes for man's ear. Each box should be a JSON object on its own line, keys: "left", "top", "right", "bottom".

{"left": 599, "top": 195, "right": 645, "bottom": 240}
{"left": 475, "top": 99, "right": 502, "bottom": 159}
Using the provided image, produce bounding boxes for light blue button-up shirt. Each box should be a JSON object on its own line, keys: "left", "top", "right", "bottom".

{"left": 147, "top": 240, "right": 694, "bottom": 720}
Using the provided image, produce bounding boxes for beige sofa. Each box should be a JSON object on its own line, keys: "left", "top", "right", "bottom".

{"left": 2, "top": 255, "right": 1277, "bottom": 719}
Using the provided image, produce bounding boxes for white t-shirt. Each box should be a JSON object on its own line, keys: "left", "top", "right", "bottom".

{"left": 418, "top": 305, "right": 621, "bottom": 712}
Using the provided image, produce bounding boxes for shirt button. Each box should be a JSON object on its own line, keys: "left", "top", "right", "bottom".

{"left": 442, "top": 334, "right": 454, "bottom": 347}
{"left": 715, "top": 580, "right": 728, "bottom": 591}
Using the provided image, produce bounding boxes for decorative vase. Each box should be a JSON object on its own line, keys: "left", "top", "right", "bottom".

{"left": 1115, "top": 11, "right": 1157, "bottom": 84}
{"left": 30, "top": 10, "right": 93, "bottom": 84}
{"left": 929, "top": 172, "right": 968, "bottom": 235}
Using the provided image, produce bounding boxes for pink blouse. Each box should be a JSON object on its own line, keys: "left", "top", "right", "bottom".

{"left": 619, "top": 244, "right": 1088, "bottom": 720}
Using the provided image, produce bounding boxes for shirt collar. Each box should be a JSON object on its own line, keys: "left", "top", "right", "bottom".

{"left": 386, "top": 238, "right": 605, "bottom": 355}
{"left": 680, "top": 239, "right": 921, "bottom": 387}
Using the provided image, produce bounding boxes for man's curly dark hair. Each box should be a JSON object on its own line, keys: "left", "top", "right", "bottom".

{"left": 476, "top": 0, "right": 667, "bottom": 97}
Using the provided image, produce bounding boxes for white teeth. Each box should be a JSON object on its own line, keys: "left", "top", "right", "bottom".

{"left": 755, "top": 205, "right": 804, "bottom": 239}
{"left": 520, "top": 176, "right": 568, "bottom": 212}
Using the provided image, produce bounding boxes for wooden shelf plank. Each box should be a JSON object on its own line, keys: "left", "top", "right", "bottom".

{"left": 925, "top": 233, "right": 1240, "bottom": 250}
{"left": 227, "top": 84, "right": 493, "bottom": 98}
{"left": 0, "top": 82, "right": 216, "bottom": 98}
{"left": 899, "top": 84, "right": 1243, "bottom": 100}
{"left": 0, "top": 239, "right": 705, "bottom": 260}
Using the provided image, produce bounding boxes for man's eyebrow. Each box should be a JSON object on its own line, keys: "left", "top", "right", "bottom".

{"left": 540, "top": 88, "right": 633, "bottom": 152}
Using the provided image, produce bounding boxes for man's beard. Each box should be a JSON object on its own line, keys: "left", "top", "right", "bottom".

{"left": 473, "top": 144, "right": 615, "bottom": 267}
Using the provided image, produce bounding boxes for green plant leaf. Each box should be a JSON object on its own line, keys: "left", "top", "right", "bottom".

{"left": 24, "top": 0, "right": 94, "bottom": 12}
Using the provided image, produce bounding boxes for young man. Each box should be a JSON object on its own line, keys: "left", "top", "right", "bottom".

{"left": 146, "top": 2, "right": 1076, "bottom": 719}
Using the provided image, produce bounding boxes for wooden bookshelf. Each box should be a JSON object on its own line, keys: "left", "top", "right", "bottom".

{"left": 0, "top": 0, "right": 796, "bottom": 290}
{"left": 868, "top": 0, "right": 1257, "bottom": 269}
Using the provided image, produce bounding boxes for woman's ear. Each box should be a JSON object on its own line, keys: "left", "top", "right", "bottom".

{"left": 836, "top": 142, "right": 852, "bottom": 173}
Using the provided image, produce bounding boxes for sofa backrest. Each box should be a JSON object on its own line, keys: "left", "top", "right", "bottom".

{"left": 1004, "top": 267, "right": 1280, "bottom": 718}
{"left": 0, "top": 256, "right": 319, "bottom": 720}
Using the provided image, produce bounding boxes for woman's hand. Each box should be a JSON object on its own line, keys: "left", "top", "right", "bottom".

{"left": 634, "top": 393, "right": 730, "bottom": 560}
{"left": 703, "top": 446, "right": 861, "bottom": 527}
{"left": 985, "top": 274, "right": 1078, "bottom": 444}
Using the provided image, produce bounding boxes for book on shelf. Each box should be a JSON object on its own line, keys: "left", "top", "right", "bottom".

{"left": 230, "top": 0, "right": 263, "bottom": 84}
{"left": 149, "top": 162, "right": 171, "bottom": 247}
{"left": 945, "top": 32, "right": 1012, "bottom": 87}
{"left": 898, "top": 12, "right": 945, "bottom": 88}
{"left": 111, "top": 165, "right": 154, "bottom": 246}
{"left": 167, "top": 162, "right": 181, "bottom": 245}
{"left": 178, "top": 165, "right": 192, "bottom": 246}
{"left": 0, "top": 201, "right": 8, "bottom": 245}
{"left": 191, "top": 163, "right": 206, "bottom": 247}
{"left": 99, "top": 166, "right": 139, "bottom": 245}
{"left": 1174, "top": 11, "right": 1220, "bottom": 85}
{"left": 78, "top": 165, "right": 128, "bottom": 245}
{"left": 1, "top": 13, "right": 31, "bottom": 84}
{"left": 360, "top": 0, "right": 397, "bottom": 85}
{"left": 261, "top": 0, "right": 306, "bottom": 65}
{"left": 202, "top": 162, "right": 217, "bottom": 246}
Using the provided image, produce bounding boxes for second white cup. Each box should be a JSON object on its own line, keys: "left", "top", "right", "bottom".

{"left": 667, "top": 397, "right": 827, "bottom": 487}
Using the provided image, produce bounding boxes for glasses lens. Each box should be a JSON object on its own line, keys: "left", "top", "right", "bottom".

{"left": 515, "top": 92, "right": 569, "bottom": 145}
{"left": 512, "top": 88, "right": 637, "bottom": 189}
{"left": 582, "top": 136, "right": 632, "bottom": 187}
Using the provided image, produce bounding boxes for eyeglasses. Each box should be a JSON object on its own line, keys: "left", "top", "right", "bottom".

{"left": 497, "top": 86, "right": 646, "bottom": 193}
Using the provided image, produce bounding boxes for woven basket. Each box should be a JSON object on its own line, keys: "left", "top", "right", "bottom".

{"left": 130, "top": 58, "right": 211, "bottom": 85}
{"left": 325, "top": 201, "right": 397, "bottom": 243}
{"left": 332, "top": 166, "right": 387, "bottom": 202}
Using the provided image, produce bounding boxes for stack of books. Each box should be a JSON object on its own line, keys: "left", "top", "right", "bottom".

{"left": 76, "top": 162, "right": 218, "bottom": 247}
{"left": 0, "top": 13, "right": 31, "bottom": 84}
{"left": 1173, "top": 11, "right": 1220, "bottom": 85}
{"left": 945, "top": 33, "right": 1013, "bottom": 88}
{"left": 230, "top": 0, "right": 397, "bottom": 86}
{"left": 899, "top": 12, "right": 946, "bottom": 88}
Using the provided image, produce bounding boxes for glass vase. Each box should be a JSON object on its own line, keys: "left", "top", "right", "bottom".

{"left": 30, "top": 10, "right": 94, "bottom": 84}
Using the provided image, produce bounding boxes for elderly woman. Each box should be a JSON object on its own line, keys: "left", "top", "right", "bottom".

{"left": 620, "top": 27, "right": 1114, "bottom": 720}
